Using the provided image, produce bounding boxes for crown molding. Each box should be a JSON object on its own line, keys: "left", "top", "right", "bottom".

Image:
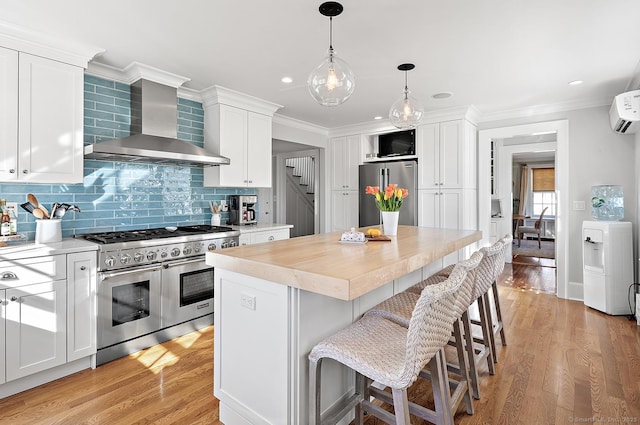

{"left": 87, "top": 61, "right": 190, "bottom": 87}
{"left": 272, "top": 114, "right": 329, "bottom": 136}
{"left": 476, "top": 96, "right": 611, "bottom": 123}
{"left": 200, "top": 85, "right": 282, "bottom": 116}
{"left": 0, "top": 20, "right": 104, "bottom": 68}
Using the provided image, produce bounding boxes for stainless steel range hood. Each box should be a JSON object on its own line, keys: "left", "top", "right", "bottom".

{"left": 84, "top": 79, "right": 230, "bottom": 167}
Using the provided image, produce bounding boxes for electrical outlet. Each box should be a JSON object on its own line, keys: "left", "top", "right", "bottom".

{"left": 240, "top": 292, "right": 256, "bottom": 310}
{"left": 573, "top": 201, "right": 585, "bottom": 211}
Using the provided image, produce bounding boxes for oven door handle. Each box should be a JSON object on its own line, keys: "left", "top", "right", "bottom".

{"left": 100, "top": 264, "right": 164, "bottom": 280}
{"left": 162, "top": 257, "right": 206, "bottom": 269}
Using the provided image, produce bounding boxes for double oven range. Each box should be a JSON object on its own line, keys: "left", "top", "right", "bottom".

{"left": 76, "top": 225, "right": 240, "bottom": 365}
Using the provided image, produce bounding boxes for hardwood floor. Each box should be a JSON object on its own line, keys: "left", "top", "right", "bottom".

{"left": 0, "top": 264, "right": 638, "bottom": 425}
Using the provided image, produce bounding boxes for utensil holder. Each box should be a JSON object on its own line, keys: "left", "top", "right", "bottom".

{"left": 35, "top": 219, "right": 62, "bottom": 244}
{"left": 211, "top": 214, "right": 221, "bottom": 226}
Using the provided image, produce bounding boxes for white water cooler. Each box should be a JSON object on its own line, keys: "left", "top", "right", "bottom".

{"left": 582, "top": 221, "right": 632, "bottom": 315}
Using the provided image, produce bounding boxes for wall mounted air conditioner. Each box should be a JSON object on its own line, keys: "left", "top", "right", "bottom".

{"left": 609, "top": 90, "right": 640, "bottom": 134}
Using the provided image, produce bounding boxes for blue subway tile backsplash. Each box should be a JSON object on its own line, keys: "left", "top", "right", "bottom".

{"left": 0, "top": 75, "right": 252, "bottom": 241}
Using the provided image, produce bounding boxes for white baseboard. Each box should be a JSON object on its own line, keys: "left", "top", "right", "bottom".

{"left": 566, "top": 281, "right": 584, "bottom": 301}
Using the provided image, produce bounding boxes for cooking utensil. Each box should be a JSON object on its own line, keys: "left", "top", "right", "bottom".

{"left": 32, "top": 208, "right": 45, "bottom": 219}
{"left": 27, "top": 193, "right": 39, "bottom": 208}
{"left": 39, "top": 203, "right": 50, "bottom": 219}
{"left": 20, "top": 202, "right": 35, "bottom": 214}
{"left": 53, "top": 203, "right": 69, "bottom": 218}
{"left": 50, "top": 203, "right": 58, "bottom": 218}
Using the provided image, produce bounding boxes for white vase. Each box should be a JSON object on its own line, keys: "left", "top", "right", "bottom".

{"left": 211, "top": 214, "right": 221, "bottom": 226}
{"left": 381, "top": 211, "right": 399, "bottom": 236}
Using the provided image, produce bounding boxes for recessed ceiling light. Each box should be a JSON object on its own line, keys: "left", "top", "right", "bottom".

{"left": 281, "top": 77, "right": 293, "bottom": 84}
{"left": 374, "top": 116, "right": 383, "bottom": 120}
{"left": 432, "top": 92, "right": 453, "bottom": 99}
{"left": 568, "top": 80, "right": 583, "bottom": 86}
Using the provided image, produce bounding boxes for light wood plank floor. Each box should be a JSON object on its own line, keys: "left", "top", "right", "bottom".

{"left": 0, "top": 263, "right": 639, "bottom": 425}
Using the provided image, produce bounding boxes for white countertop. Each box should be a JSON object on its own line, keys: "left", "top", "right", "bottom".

{"left": 228, "top": 223, "right": 293, "bottom": 234}
{"left": 0, "top": 238, "right": 98, "bottom": 261}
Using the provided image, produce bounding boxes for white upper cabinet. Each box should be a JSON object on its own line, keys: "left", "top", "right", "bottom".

{"left": 0, "top": 47, "right": 18, "bottom": 182}
{"left": 330, "top": 135, "right": 361, "bottom": 190}
{"left": 202, "top": 86, "right": 281, "bottom": 189}
{"left": 0, "top": 48, "right": 84, "bottom": 183}
{"left": 417, "top": 119, "right": 477, "bottom": 190}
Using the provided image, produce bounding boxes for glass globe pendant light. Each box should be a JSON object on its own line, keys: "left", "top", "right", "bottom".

{"left": 389, "top": 63, "right": 424, "bottom": 128}
{"left": 307, "top": 2, "right": 355, "bottom": 106}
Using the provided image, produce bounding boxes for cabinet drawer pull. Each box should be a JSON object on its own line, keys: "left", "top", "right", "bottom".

{"left": 22, "top": 169, "right": 29, "bottom": 174}
{"left": 80, "top": 266, "right": 86, "bottom": 271}
{"left": 1, "top": 272, "right": 18, "bottom": 280}
{"left": 10, "top": 296, "right": 18, "bottom": 302}
{"left": 9, "top": 169, "right": 15, "bottom": 174}
{"left": 268, "top": 236, "right": 275, "bottom": 241}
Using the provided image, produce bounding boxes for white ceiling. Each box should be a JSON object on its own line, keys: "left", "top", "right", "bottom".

{"left": 3, "top": 0, "right": 640, "bottom": 129}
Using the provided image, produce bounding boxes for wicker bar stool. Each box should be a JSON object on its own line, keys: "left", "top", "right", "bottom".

{"left": 407, "top": 241, "right": 504, "bottom": 399}
{"left": 366, "top": 251, "right": 485, "bottom": 400}
{"left": 308, "top": 267, "right": 469, "bottom": 425}
{"left": 485, "top": 234, "right": 511, "bottom": 360}
{"left": 364, "top": 251, "right": 482, "bottom": 413}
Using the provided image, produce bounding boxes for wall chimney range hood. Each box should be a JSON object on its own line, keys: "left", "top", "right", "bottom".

{"left": 84, "top": 79, "right": 230, "bottom": 167}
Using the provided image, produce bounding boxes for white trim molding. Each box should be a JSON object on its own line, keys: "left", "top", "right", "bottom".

{"left": 200, "top": 85, "right": 282, "bottom": 116}
{"left": 0, "top": 19, "right": 104, "bottom": 68}
{"left": 478, "top": 120, "right": 570, "bottom": 299}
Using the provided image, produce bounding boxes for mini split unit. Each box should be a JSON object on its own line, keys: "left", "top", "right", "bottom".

{"left": 609, "top": 90, "right": 640, "bottom": 134}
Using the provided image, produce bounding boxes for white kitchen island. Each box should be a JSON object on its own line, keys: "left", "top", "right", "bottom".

{"left": 206, "top": 225, "right": 481, "bottom": 425}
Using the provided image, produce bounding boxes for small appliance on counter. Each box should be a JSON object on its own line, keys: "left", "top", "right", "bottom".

{"left": 229, "top": 195, "right": 258, "bottom": 225}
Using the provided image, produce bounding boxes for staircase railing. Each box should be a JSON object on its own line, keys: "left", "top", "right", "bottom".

{"left": 285, "top": 157, "right": 315, "bottom": 194}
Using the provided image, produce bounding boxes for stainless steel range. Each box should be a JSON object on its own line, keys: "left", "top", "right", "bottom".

{"left": 76, "top": 225, "right": 239, "bottom": 365}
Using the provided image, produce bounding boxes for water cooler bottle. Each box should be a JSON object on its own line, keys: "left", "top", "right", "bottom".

{"left": 582, "top": 221, "right": 632, "bottom": 315}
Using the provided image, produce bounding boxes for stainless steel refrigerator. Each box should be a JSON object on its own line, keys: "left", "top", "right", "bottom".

{"left": 359, "top": 160, "right": 418, "bottom": 227}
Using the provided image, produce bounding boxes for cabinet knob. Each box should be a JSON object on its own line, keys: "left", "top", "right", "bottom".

{"left": 248, "top": 180, "right": 253, "bottom": 183}
{"left": 268, "top": 236, "right": 275, "bottom": 241}
{"left": 10, "top": 296, "right": 18, "bottom": 302}
{"left": 22, "top": 169, "right": 28, "bottom": 174}
{"left": 9, "top": 169, "right": 15, "bottom": 174}
{"left": 80, "top": 266, "right": 86, "bottom": 271}
{"left": 1, "top": 272, "right": 18, "bottom": 280}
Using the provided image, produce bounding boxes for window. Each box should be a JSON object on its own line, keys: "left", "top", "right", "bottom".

{"left": 532, "top": 191, "right": 555, "bottom": 216}
{"left": 531, "top": 167, "right": 555, "bottom": 216}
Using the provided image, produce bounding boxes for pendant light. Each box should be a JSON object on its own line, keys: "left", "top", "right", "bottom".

{"left": 307, "top": 2, "right": 355, "bottom": 106}
{"left": 389, "top": 63, "right": 424, "bottom": 128}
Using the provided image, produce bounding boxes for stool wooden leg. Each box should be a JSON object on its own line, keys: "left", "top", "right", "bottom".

{"left": 453, "top": 318, "right": 474, "bottom": 415}
{"left": 492, "top": 280, "right": 507, "bottom": 346}
{"left": 462, "top": 310, "right": 480, "bottom": 399}
{"left": 477, "top": 295, "right": 495, "bottom": 375}
{"left": 391, "top": 388, "right": 411, "bottom": 425}
{"left": 309, "top": 358, "right": 322, "bottom": 425}
{"left": 483, "top": 292, "right": 498, "bottom": 362}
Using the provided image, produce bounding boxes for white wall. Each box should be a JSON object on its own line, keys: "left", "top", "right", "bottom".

{"left": 480, "top": 105, "right": 637, "bottom": 297}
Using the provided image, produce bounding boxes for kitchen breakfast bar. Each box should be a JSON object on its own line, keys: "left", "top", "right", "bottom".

{"left": 206, "top": 225, "right": 481, "bottom": 425}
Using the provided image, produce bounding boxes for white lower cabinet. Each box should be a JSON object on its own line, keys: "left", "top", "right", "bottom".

{"left": 67, "top": 252, "right": 96, "bottom": 362}
{"left": 331, "top": 190, "right": 359, "bottom": 232}
{"left": 239, "top": 228, "right": 291, "bottom": 246}
{"left": 0, "top": 250, "right": 97, "bottom": 394}
{"left": 5, "top": 280, "right": 67, "bottom": 381}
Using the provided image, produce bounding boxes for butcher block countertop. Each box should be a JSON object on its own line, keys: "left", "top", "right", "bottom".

{"left": 206, "top": 225, "right": 481, "bottom": 300}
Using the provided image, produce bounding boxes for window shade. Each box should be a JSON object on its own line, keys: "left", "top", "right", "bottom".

{"left": 532, "top": 168, "right": 555, "bottom": 191}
